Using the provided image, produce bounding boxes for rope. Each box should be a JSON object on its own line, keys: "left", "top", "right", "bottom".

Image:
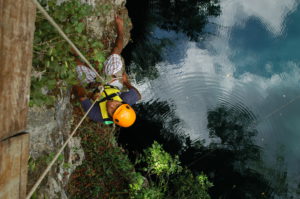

{"left": 27, "top": 0, "right": 126, "bottom": 196}
{"left": 253, "top": 95, "right": 300, "bottom": 126}
{"left": 26, "top": 87, "right": 104, "bottom": 199}
{"left": 31, "top": 0, "right": 105, "bottom": 83}
{"left": 25, "top": 0, "right": 139, "bottom": 196}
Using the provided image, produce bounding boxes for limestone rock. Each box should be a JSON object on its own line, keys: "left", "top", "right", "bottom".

{"left": 85, "top": 0, "right": 132, "bottom": 53}
{"left": 27, "top": 90, "right": 84, "bottom": 198}
{"left": 27, "top": 0, "right": 132, "bottom": 198}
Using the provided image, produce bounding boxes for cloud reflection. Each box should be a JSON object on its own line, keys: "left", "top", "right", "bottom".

{"left": 219, "top": 0, "right": 298, "bottom": 35}
{"left": 136, "top": 0, "right": 300, "bottom": 142}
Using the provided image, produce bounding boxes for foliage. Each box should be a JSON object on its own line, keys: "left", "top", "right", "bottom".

{"left": 167, "top": 170, "right": 213, "bottom": 199}
{"left": 31, "top": 0, "right": 106, "bottom": 106}
{"left": 67, "top": 119, "right": 137, "bottom": 199}
{"left": 142, "top": 141, "right": 182, "bottom": 176}
{"left": 67, "top": 112, "right": 212, "bottom": 199}
{"left": 120, "top": 100, "right": 290, "bottom": 198}
{"left": 129, "top": 172, "right": 164, "bottom": 199}
{"left": 27, "top": 152, "right": 65, "bottom": 197}
{"left": 129, "top": 141, "right": 212, "bottom": 199}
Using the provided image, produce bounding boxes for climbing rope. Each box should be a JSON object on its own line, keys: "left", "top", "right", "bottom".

{"left": 253, "top": 95, "right": 300, "bottom": 126}
{"left": 26, "top": 87, "right": 104, "bottom": 199}
{"left": 26, "top": 0, "right": 113, "bottom": 197}
{"left": 28, "top": 0, "right": 300, "bottom": 195}
{"left": 31, "top": 0, "right": 104, "bottom": 83}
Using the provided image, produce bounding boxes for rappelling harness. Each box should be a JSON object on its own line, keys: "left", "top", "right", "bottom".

{"left": 95, "top": 85, "right": 123, "bottom": 125}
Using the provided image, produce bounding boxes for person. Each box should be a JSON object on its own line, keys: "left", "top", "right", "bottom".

{"left": 72, "top": 16, "right": 141, "bottom": 127}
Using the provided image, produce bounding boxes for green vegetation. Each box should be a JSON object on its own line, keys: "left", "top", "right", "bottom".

{"left": 129, "top": 141, "right": 212, "bottom": 199}
{"left": 67, "top": 115, "right": 212, "bottom": 199}
{"left": 67, "top": 120, "right": 137, "bottom": 198}
{"left": 31, "top": 1, "right": 213, "bottom": 198}
{"left": 31, "top": 0, "right": 106, "bottom": 106}
{"left": 27, "top": 151, "right": 65, "bottom": 197}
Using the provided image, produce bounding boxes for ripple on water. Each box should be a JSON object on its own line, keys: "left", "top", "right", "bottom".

{"left": 152, "top": 71, "right": 267, "bottom": 132}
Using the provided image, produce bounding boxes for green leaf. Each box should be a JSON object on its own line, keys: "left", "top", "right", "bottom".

{"left": 75, "top": 22, "right": 85, "bottom": 33}
{"left": 47, "top": 79, "right": 56, "bottom": 89}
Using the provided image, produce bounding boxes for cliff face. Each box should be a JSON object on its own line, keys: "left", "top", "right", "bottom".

{"left": 27, "top": 1, "right": 131, "bottom": 198}
{"left": 85, "top": 0, "right": 132, "bottom": 50}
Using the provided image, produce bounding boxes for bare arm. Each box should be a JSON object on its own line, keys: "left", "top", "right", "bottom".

{"left": 111, "top": 16, "right": 124, "bottom": 55}
{"left": 122, "top": 72, "right": 141, "bottom": 100}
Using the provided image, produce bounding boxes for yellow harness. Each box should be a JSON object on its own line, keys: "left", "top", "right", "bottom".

{"left": 98, "top": 85, "right": 123, "bottom": 125}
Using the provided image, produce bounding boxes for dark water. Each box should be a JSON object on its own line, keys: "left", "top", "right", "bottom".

{"left": 120, "top": 0, "right": 300, "bottom": 198}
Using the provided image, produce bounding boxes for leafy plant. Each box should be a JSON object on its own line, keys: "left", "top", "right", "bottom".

{"left": 129, "top": 141, "right": 212, "bottom": 199}
{"left": 167, "top": 170, "right": 213, "bottom": 199}
{"left": 31, "top": 0, "right": 106, "bottom": 106}
{"left": 67, "top": 121, "right": 137, "bottom": 198}
{"left": 142, "top": 141, "right": 182, "bottom": 176}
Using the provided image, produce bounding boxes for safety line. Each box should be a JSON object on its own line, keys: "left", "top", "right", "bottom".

{"left": 25, "top": 0, "right": 130, "bottom": 197}
{"left": 253, "top": 95, "right": 300, "bottom": 126}
{"left": 31, "top": 0, "right": 104, "bottom": 83}
{"left": 26, "top": 88, "right": 103, "bottom": 199}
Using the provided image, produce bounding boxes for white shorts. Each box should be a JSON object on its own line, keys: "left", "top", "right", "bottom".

{"left": 76, "top": 54, "right": 124, "bottom": 89}
{"left": 76, "top": 65, "right": 97, "bottom": 84}
{"left": 103, "top": 54, "right": 123, "bottom": 76}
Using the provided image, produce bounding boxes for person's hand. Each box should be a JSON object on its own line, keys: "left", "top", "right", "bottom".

{"left": 122, "top": 72, "right": 129, "bottom": 84}
{"left": 115, "top": 16, "right": 124, "bottom": 34}
{"left": 115, "top": 16, "right": 123, "bottom": 27}
{"left": 122, "top": 72, "right": 142, "bottom": 100}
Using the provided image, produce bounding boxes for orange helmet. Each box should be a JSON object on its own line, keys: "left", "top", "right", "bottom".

{"left": 112, "top": 104, "right": 136, "bottom": 127}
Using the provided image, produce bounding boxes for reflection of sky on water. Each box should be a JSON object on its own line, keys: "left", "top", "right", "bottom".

{"left": 135, "top": 0, "right": 300, "bottom": 195}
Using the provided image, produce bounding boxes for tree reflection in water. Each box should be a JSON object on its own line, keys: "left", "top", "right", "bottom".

{"left": 119, "top": 102, "right": 289, "bottom": 198}
{"left": 122, "top": 0, "right": 290, "bottom": 197}
{"left": 155, "top": 0, "right": 221, "bottom": 41}
{"left": 183, "top": 105, "right": 290, "bottom": 198}
{"left": 123, "top": 0, "right": 221, "bottom": 82}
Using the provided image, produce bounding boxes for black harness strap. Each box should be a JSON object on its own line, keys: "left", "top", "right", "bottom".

{"left": 96, "top": 85, "right": 121, "bottom": 103}
{"left": 98, "top": 93, "right": 120, "bottom": 103}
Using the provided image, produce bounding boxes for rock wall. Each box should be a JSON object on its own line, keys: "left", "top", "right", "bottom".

{"left": 85, "top": 0, "right": 132, "bottom": 52}
{"left": 27, "top": 0, "right": 131, "bottom": 198}
{"left": 26, "top": 90, "right": 85, "bottom": 198}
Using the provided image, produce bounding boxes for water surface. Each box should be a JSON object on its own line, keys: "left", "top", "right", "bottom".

{"left": 121, "top": 0, "right": 300, "bottom": 197}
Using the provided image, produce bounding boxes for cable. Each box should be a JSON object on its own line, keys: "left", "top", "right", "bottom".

{"left": 26, "top": 87, "right": 104, "bottom": 199}
{"left": 31, "top": 0, "right": 105, "bottom": 83}
{"left": 253, "top": 95, "right": 300, "bottom": 126}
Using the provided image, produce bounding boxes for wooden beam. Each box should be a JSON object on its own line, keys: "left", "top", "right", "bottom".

{"left": 0, "top": 0, "right": 36, "bottom": 198}
{"left": 0, "top": 133, "right": 29, "bottom": 199}
{"left": 0, "top": 0, "right": 36, "bottom": 140}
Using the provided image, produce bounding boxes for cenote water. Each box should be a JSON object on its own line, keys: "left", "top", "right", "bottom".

{"left": 119, "top": 0, "right": 300, "bottom": 198}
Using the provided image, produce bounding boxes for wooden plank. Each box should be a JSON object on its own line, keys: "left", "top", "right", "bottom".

{"left": 0, "top": 133, "right": 29, "bottom": 199}
{"left": 0, "top": 0, "right": 36, "bottom": 140}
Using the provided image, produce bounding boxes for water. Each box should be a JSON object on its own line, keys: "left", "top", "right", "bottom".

{"left": 120, "top": 0, "right": 300, "bottom": 198}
